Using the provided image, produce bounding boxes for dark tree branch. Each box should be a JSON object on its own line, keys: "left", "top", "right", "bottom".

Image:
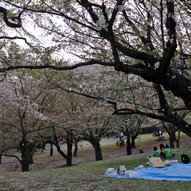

{"left": 160, "top": 0, "right": 165, "bottom": 49}
{"left": 115, "top": 42, "right": 159, "bottom": 63}
{"left": 159, "top": 0, "right": 177, "bottom": 71}
{"left": 3, "top": 154, "right": 21, "bottom": 163}
{"left": 0, "top": 36, "right": 31, "bottom": 46}
{"left": 0, "top": 59, "right": 115, "bottom": 73}
{"left": 109, "top": 0, "right": 124, "bottom": 28}
{"left": 0, "top": 6, "right": 22, "bottom": 28}
{"left": 153, "top": 83, "right": 169, "bottom": 114}
{"left": 114, "top": 107, "right": 191, "bottom": 137}
{"left": 121, "top": 63, "right": 191, "bottom": 109}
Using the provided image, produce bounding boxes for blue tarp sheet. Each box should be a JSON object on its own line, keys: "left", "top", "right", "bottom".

{"left": 103, "top": 163, "right": 191, "bottom": 181}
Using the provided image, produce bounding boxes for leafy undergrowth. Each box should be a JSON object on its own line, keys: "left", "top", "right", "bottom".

{"left": 1, "top": 144, "right": 191, "bottom": 191}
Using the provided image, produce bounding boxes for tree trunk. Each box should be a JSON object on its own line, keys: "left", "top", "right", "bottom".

{"left": 169, "top": 136, "right": 175, "bottom": 148}
{"left": 53, "top": 130, "right": 73, "bottom": 166}
{"left": 83, "top": 138, "right": 103, "bottom": 161}
{"left": 94, "top": 143, "right": 103, "bottom": 161}
{"left": 54, "top": 141, "right": 73, "bottom": 166}
{"left": 131, "top": 136, "right": 136, "bottom": 149}
{"left": 50, "top": 143, "right": 53, "bottom": 156}
{"left": 169, "top": 131, "right": 177, "bottom": 148}
{"left": 73, "top": 140, "right": 78, "bottom": 157}
{"left": 0, "top": 154, "right": 2, "bottom": 164}
{"left": 66, "top": 156, "right": 72, "bottom": 166}
{"left": 42, "top": 141, "right": 46, "bottom": 150}
{"left": 21, "top": 157, "right": 30, "bottom": 172}
{"left": 126, "top": 136, "right": 132, "bottom": 155}
{"left": 176, "top": 131, "right": 180, "bottom": 148}
{"left": 21, "top": 151, "right": 33, "bottom": 171}
{"left": 162, "top": 123, "right": 178, "bottom": 148}
{"left": 20, "top": 140, "right": 36, "bottom": 172}
{"left": 66, "top": 138, "right": 73, "bottom": 166}
{"left": 125, "top": 127, "right": 132, "bottom": 155}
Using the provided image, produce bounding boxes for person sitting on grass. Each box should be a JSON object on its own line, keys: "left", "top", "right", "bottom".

{"left": 160, "top": 144, "right": 165, "bottom": 152}
{"left": 153, "top": 146, "right": 161, "bottom": 157}
{"left": 160, "top": 144, "right": 166, "bottom": 158}
{"left": 164, "top": 145, "right": 175, "bottom": 158}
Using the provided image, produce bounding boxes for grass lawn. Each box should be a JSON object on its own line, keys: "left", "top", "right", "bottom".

{"left": 1, "top": 142, "right": 191, "bottom": 191}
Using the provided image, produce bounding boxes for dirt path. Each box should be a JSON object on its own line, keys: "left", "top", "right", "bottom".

{"left": 1, "top": 136, "right": 191, "bottom": 172}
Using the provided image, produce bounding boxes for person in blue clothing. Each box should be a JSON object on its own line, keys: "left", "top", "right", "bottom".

{"left": 153, "top": 146, "right": 161, "bottom": 157}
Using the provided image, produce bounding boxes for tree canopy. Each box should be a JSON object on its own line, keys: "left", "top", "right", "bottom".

{"left": 0, "top": 0, "right": 191, "bottom": 135}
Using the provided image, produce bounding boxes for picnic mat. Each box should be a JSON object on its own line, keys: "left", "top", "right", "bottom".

{"left": 103, "top": 163, "right": 191, "bottom": 181}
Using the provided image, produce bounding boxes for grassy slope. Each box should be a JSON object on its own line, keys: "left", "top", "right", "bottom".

{"left": 1, "top": 143, "right": 191, "bottom": 191}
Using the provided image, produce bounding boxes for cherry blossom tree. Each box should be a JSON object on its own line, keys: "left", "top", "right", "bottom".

{"left": 0, "top": 0, "right": 190, "bottom": 136}
{"left": 77, "top": 104, "right": 111, "bottom": 161}
{"left": 49, "top": 91, "right": 111, "bottom": 162}
{"left": 48, "top": 65, "right": 189, "bottom": 148}
{"left": 0, "top": 73, "right": 54, "bottom": 171}
{"left": 115, "top": 115, "right": 144, "bottom": 155}
{"left": 35, "top": 88, "right": 82, "bottom": 166}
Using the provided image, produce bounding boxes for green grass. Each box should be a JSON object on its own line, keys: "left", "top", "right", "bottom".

{"left": 1, "top": 144, "right": 191, "bottom": 191}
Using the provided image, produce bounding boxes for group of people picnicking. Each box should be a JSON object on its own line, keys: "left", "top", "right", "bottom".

{"left": 153, "top": 144, "right": 175, "bottom": 158}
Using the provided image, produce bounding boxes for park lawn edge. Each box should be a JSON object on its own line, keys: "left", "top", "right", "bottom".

{"left": 1, "top": 144, "right": 191, "bottom": 191}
